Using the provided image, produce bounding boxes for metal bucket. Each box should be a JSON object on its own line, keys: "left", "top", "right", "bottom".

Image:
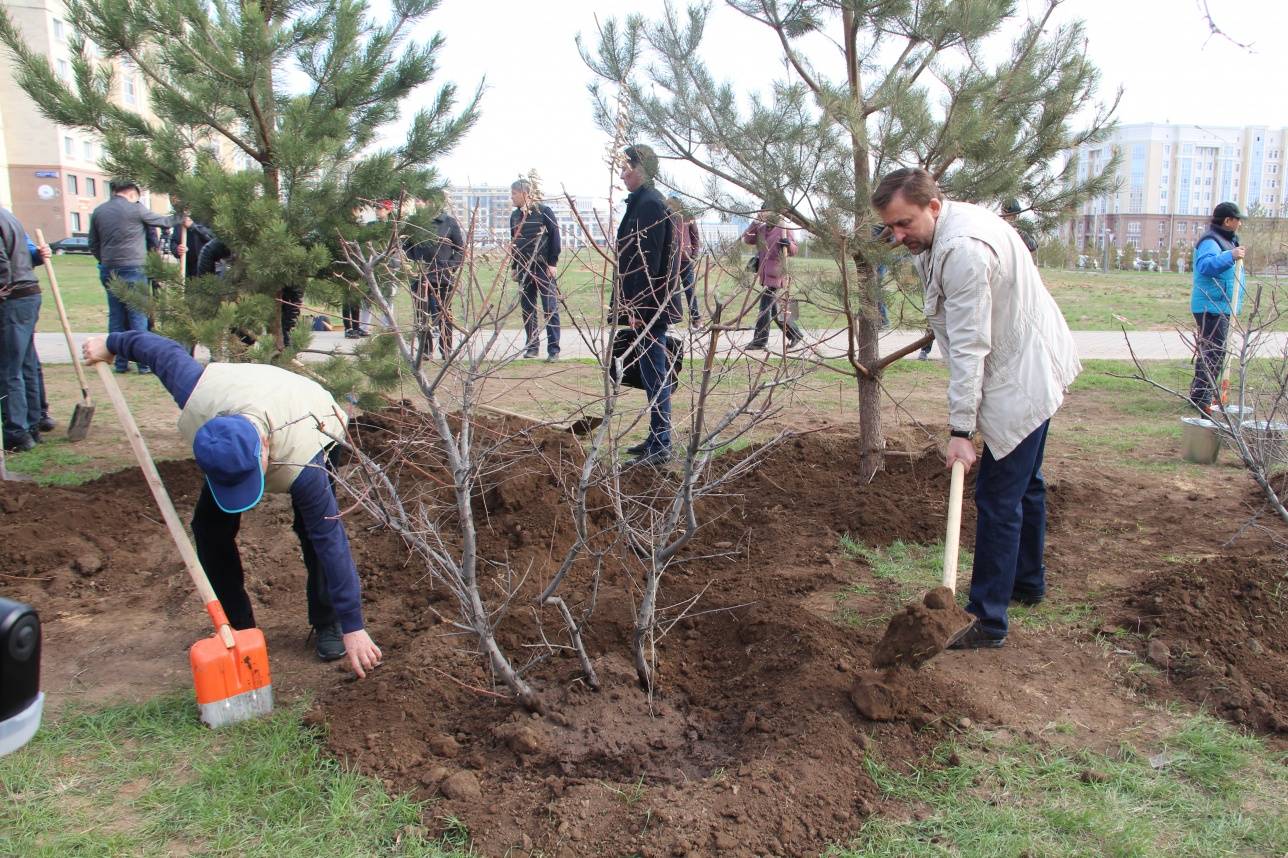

{"left": 1210, "top": 405, "right": 1254, "bottom": 448}
{"left": 1180, "top": 417, "right": 1220, "bottom": 464}
{"left": 1239, "top": 420, "right": 1288, "bottom": 467}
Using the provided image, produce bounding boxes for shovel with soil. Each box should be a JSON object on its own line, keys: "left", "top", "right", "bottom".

{"left": 850, "top": 460, "right": 976, "bottom": 720}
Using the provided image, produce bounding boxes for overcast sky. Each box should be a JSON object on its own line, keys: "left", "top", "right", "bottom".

{"left": 394, "top": 0, "right": 1286, "bottom": 202}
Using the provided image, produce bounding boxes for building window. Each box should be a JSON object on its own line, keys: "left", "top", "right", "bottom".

{"left": 1177, "top": 222, "right": 1188, "bottom": 235}
{"left": 123, "top": 74, "right": 137, "bottom": 105}
{"left": 67, "top": 174, "right": 78, "bottom": 194}
{"left": 86, "top": 176, "right": 96, "bottom": 196}
{"left": 64, "top": 135, "right": 74, "bottom": 155}
{"left": 82, "top": 140, "right": 93, "bottom": 160}
{"left": 52, "top": 17, "right": 65, "bottom": 40}
{"left": 70, "top": 212, "right": 82, "bottom": 232}
{"left": 1127, "top": 222, "right": 1141, "bottom": 235}
{"left": 56, "top": 59, "right": 71, "bottom": 81}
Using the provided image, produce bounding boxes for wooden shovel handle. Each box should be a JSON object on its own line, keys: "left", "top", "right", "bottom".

{"left": 941, "top": 460, "right": 966, "bottom": 592}
{"left": 1215, "top": 259, "right": 1245, "bottom": 407}
{"left": 178, "top": 223, "right": 187, "bottom": 285}
{"left": 34, "top": 229, "right": 93, "bottom": 402}
{"left": 93, "top": 361, "right": 235, "bottom": 648}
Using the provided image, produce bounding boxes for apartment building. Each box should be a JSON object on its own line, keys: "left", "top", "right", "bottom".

{"left": 1066, "top": 123, "right": 1287, "bottom": 255}
{"left": 445, "top": 184, "right": 611, "bottom": 251}
{"left": 0, "top": 0, "right": 168, "bottom": 240}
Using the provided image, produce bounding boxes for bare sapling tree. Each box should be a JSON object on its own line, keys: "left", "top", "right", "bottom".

{"left": 582, "top": 0, "right": 1119, "bottom": 480}
{"left": 1126, "top": 270, "right": 1288, "bottom": 532}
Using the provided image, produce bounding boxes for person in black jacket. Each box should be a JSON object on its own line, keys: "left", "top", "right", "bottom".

{"left": 405, "top": 207, "right": 465, "bottom": 359}
{"left": 509, "top": 180, "right": 562, "bottom": 360}
{"left": 168, "top": 215, "right": 213, "bottom": 280}
{"left": 616, "top": 144, "right": 680, "bottom": 468}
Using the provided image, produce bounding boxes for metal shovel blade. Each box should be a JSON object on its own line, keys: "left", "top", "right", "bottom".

{"left": 67, "top": 401, "right": 95, "bottom": 442}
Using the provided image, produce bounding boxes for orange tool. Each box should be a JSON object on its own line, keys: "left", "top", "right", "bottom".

{"left": 94, "top": 360, "right": 272, "bottom": 727}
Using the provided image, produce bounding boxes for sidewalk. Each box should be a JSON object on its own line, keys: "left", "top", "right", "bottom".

{"left": 34, "top": 328, "right": 1288, "bottom": 365}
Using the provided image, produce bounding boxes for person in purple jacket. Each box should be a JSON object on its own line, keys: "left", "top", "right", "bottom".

{"left": 81, "top": 331, "right": 382, "bottom": 678}
{"left": 742, "top": 206, "right": 803, "bottom": 349}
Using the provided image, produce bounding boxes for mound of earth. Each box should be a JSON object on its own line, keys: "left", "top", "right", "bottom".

{"left": 1115, "top": 554, "right": 1288, "bottom": 733}
{"left": 4, "top": 409, "right": 1286, "bottom": 856}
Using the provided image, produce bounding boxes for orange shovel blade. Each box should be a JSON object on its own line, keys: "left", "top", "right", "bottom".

{"left": 189, "top": 628, "right": 273, "bottom": 727}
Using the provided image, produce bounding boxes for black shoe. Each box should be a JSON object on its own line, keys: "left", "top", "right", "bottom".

{"left": 29, "top": 430, "right": 41, "bottom": 444}
{"left": 746, "top": 341, "right": 768, "bottom": 351}
{"left": 3, "top": 435, "right": 36, "bottom": 453}
{"left": 344, "top": 329, "right": 360, "bottom": 339}
{"left": 625, "top": 441, "right": 648, "bottom": 455}
{"left": 114, "top": 366, "right": 131, "bottom": 374}
{"left": 313, "top": 622, "right": 346, "bottom": 662}
{"left": 545, "top": 352, "right": 560, "bottom": 362}
{"left": 948, "top": 623, "right": 1005, "bottom": 650}
{"left": 1011, "top": 590, "right": 1044, "bottom": 607}
{"left": 523, "top": 348, "right": 539, "bottom": 359}
{"left": 625, "top": 448, "right": 671, "bottom": 470}
{"left": 37, "top": 415, "right": 56, "bottom": 433}
{"left": 137, "top": 366, "right": 153, "bottom": 375}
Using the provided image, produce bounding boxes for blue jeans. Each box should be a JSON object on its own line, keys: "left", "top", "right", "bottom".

{"left": 637, "top": 320, "right": 673, "bottom": 455}
{"left": 100, "top": 265, "right": 152, "bottom": 372}
{"left": 967, "top": 420, "right": 1051, "bottom": 638}
{"left": 1, "top": 293, "right": 43, "bottom": 445}
{"left": 520, "top": 274, "right": 560, "bottom": 355}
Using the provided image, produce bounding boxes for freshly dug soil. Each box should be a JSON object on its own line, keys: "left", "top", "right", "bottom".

{"left": 4, "top": 409, "right": 1286, "bottom": 856}
{"left": 871, "top": 586, "right": 975, "bottom": 670}
{"left": 1115, "top": 554, "right": 1288, "bottom": 733}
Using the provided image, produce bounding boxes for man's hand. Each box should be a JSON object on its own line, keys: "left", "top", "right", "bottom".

{"left": 37, "top": 243, "right": 52, "bottom": 261}
{"left": 82, "top": 335, "right": 113, "bottom": 365}
{"left": 1232, "top": 246, "right": 1246, "bottom": 261}
{"left": 343, "top": 629, "right": 383, "bottom": 679}
{"left": 547, "top": 264, "right": 557, "bottom": 279}
{"left": 946, "top": 436, "right": 977, "bottom": 473}
{"left": 176, "top": 244, "right": 188, "bottom": 257}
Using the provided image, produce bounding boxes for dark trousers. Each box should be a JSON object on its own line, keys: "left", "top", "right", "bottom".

{"left": 966, "top": 420, "right": 1050, "bottom": 639}
{"left": 190, "top": 479, "right": 336, "bottom": 631}
{"left": 342, "top": 297, "right": 363, "bottom": 333}
{"left": 100, "top": 265, "right": 151, "bottom": 372}
{"left": 0, "top": 293, "right": 42, "bottom": 445}
{"left": 520, "top": 274, "right": 559, "bottom": 355}
{"left": 419, "top": 275, "right": 455, "bottom": 356}
{"left": 681, "top": 263, "right": 699, "bottom": 322}
{"left": 1189, "top": 312, "right": 1229, "bottom": 409}
{"left": 751, "top": 286, "right": 802, "bottom": 345}
{"left": 638, "top": 320, "right": 673, "bottom": 454}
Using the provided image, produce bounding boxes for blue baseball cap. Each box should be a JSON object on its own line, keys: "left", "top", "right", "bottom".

{"left": 192, "top": 415, "right": 265, "bottom": 514}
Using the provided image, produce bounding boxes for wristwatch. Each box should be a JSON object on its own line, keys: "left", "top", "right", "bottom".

{"left": 949, "top": 428, "right": 975, "bottom": 440}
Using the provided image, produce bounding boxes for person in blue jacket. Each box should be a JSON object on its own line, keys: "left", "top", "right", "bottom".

{"left": 1189, "top": 202, "right": 1248, "bottom": 410}
{"left": 80, "top": 331, "right": 382, "bottom": 678}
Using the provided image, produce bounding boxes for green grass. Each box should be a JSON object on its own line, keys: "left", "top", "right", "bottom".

{"left": 835, "top": 538, "right": 976, "bottom": 627}
{"left": 831, "top": 714, "right": 1288, "bottom": 857}
{"left": 0, "top": 694, "right": 466, "bottom": 858}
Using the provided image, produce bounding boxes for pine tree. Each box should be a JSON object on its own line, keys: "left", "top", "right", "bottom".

{"left": 0, "top": 0, "right": 478, "bottom": 366}
{"left": 583, "top": 0, "right": 1119, "bottom": 479}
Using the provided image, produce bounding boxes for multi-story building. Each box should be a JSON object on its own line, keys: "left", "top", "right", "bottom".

{"left": 0, "top": 0, "right": 171, "bottom": 239}
{"left": 445, "top": 184, "right": 612, "bottom": 251}
{"left": 1066, "top": 123, "right": 1287, "bottom": 257}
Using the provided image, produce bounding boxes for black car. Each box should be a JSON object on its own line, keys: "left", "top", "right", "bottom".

{"left": 49, "top": 235, "right": 91, "bottom": 255}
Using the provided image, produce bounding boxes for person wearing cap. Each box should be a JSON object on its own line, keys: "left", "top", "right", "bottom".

{"left": 88, "top": 180, "right": 184, "bottom": 374}
{"left": 872, "top": 167, "right": 1081, "bottom": 650}
{"left": 79, "top": 331, "right": 383, "bottom": 677}
{"left": 509, "top": 180, "right": 562, "bottom": 360}
{"left": 617, "top": 144, "right": 681, "bottom": 467}
{"left": 742, "top": 206, "right": 802, "bottom": 349}
{"left": 1189, "top": 202, "right": 1248, "bottom": 410}
{"left": 1000, "top": 199, "right": 1039, "bottom": 255}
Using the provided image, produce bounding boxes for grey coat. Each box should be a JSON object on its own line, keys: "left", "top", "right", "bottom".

{"left": 88, "top": 195, "right": 177, "bottom": 269}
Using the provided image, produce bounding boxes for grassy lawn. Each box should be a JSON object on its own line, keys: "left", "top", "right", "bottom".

{"left": 0, "top": 695, "right": 465, "bottom": 858}
{"left": 38, "top": 252, "right": 1282, "bottom": 336}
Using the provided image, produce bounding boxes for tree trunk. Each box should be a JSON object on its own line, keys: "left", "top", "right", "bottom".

{"left": 856, "top": 312, "right": 883, "bottom": 483}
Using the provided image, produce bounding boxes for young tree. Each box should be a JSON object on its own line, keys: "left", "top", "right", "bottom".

{"left": 0, "top": 0, "right": 479, "bottom": 356}
{"left": 583, "top": 0, "right": 1118, "bottom": 479}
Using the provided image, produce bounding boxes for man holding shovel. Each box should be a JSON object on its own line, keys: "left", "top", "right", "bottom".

{"left": 80, "top": 331, "right": 382, "bottom": 677}
{"left": 873, "top": 168, "right": 1081, "bottom": 649}
{"left": 1188, "top": 202, "right": 1247, "bottom": 411}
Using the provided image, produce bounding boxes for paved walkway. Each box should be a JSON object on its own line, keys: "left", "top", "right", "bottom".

{"left": 33, "top": 328, "right": 1288, "bottom": 365}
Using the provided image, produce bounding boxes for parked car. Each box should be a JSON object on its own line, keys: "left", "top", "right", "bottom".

{"left": 1132, "top": 258, "right": 1159, "bottom": 272}
{"left": 49, "top": 235, "right": 91, "bottom": 255}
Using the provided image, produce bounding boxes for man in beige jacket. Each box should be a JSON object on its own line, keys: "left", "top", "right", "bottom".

{"left": 873, "top": 168, "right": 1081, "bottom": 648}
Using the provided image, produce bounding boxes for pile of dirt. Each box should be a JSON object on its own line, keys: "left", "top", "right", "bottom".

{"left": 1115, "top": 554, "right": 1288, "bottom": 733}
{"left": 6, "top": 409, "right": 1285, "bottom": 855}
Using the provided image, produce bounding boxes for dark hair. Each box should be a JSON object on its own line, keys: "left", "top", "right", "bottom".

{"left": 870, "top": 168, "right": 943, "bottom": 210}
{"left": 109, "top": 178, "right": 141, "bottom": 195}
